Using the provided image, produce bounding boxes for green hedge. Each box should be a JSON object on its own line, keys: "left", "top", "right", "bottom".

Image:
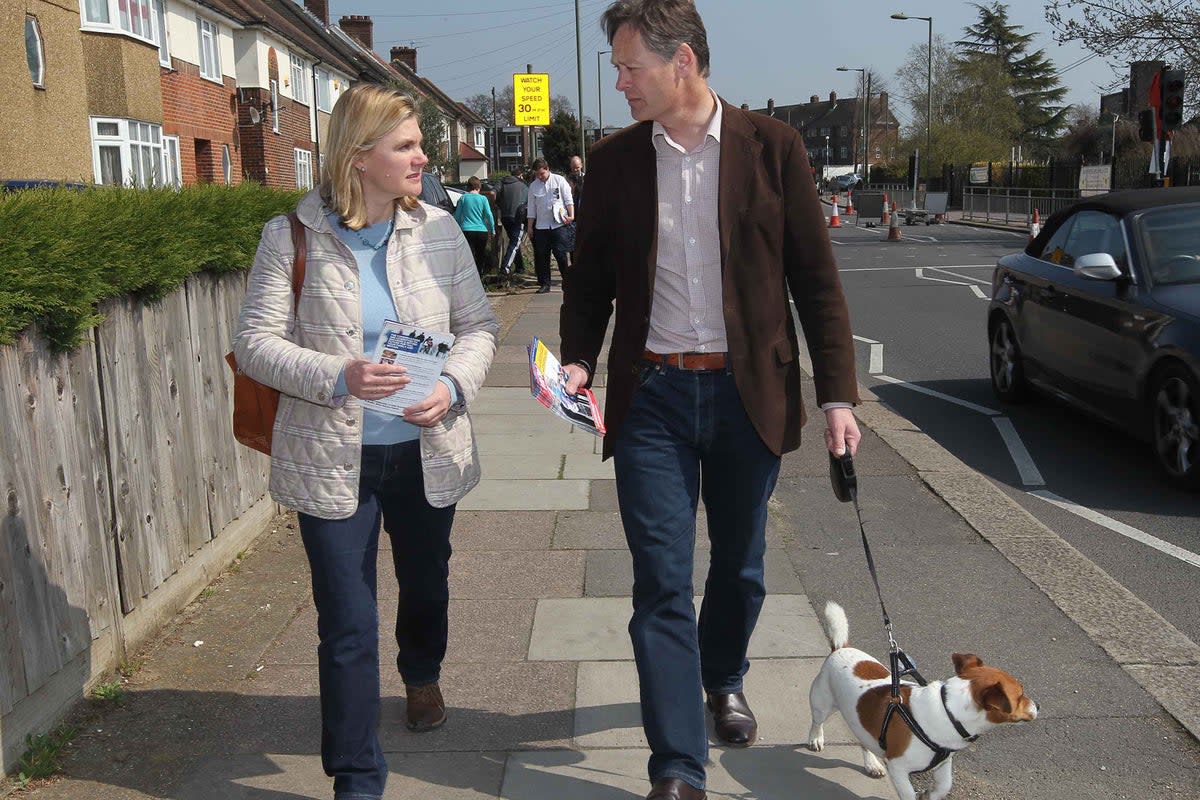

{"left": 0, "top": 183, "right": 303, "bottom": 352}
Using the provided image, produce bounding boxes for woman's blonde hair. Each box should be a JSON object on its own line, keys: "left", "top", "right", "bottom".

{"left": 321, "top": 83, "right": 420, "bottom": 229}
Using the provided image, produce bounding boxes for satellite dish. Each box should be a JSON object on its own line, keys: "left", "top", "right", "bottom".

{"left": 248, "top": 107, "right": 262, "bottom": 125}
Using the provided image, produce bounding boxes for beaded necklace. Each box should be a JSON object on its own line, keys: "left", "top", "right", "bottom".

{"left": 350, "top": 218, "right": 395, "bottom": 251}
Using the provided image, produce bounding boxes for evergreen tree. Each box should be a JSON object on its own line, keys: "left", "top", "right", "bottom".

{"left": 541, "top": 111, "right": 580, "bottom": 173}
{"left": 956, "top": 2, "right": 1068, "bottom": 152}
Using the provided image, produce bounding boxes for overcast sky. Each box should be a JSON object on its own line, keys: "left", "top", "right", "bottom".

{"left": 325, "top": 0, "right": 1120, "bottom": 133}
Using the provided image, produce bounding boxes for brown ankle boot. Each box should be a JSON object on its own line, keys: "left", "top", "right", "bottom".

{"left": 405, "top": 682, "right": 446, "bottom": 732}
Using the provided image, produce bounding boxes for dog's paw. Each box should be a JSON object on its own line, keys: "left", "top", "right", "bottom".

{"left": 807, "top": 735, "right": 825, "bottom": 752}
{"left": 863, "top": 751, "right": 886, "bottom": 779}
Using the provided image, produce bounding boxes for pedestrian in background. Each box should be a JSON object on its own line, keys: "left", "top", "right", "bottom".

{"left": 559, "top": 2, "right": 860, "bottom": 798}
{"left": 526, "top": 158, "right": 574, "bottom": 293}
{"left": 565, "top": 154, "right": 585, "bottom": 266}
{"left": 233, "top": 83, "right": 498, "bottom": 800}
{"left": 496, "top": 165, "right": 530, "bottom": 279}
{"left": 453, "top": 176, "right": 496, "bottom": 275}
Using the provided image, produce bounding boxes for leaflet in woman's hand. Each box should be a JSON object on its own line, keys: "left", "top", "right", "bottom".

{"left": 361, "top": 320, "right": 455, "bottom": 416}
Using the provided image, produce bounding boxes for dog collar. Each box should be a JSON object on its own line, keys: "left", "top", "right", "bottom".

{"left": 941, "top": 683, "right": 980, "bottom": 744}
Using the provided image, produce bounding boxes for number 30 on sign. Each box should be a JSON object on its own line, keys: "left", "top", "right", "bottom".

{"left": 513, "top": 73, "right": 550, "bottom": 126}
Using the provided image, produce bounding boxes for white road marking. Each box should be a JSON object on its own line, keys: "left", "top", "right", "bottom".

{"left": 970, "top": 285, "right": 987, "bottom": 299}
{"left": 853, "top": 336, "right": 884, "bottom": 374}
{"left": 1030, "top": 491, "right": 1200, "bottom": 569}
{"left": 992, "top": 417, "right": 1046, "bottom": 486}
{"left": 839, "top": 264, "right": 993, "bottom": 273}
{"left": 928, "top": 267, "right": 992, "bottom": 285}
{"left": 874, "top": 374, "right": 1001, "bottom": 415}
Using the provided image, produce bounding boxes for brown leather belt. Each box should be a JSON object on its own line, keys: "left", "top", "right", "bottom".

{"left": 642, "top": 350, "right": 728, "bottom": 370}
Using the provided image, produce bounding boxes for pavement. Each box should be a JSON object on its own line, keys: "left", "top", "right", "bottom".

{"left": 9, "top": 272, "right": 1199, "bottom": 799}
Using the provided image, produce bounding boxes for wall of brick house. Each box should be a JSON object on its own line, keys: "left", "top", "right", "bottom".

{"left": 160, "top": 60, "right": 241, "bottom": 185}
{"left": 238, "top": 50, "right": 314, "bottom": 190}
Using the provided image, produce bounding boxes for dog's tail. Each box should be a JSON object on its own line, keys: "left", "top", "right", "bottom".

{"left": 822, "top": 601, "right": 850, "bottom": 651}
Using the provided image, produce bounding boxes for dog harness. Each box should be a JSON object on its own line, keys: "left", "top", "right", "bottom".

{"left": 878, "top": 652, "right": 980, "bottom": 773}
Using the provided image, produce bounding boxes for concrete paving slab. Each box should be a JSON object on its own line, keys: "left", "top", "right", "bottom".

{"left": 451, "top": 511, "right": 556, "bottom": 551}
{"left": 450, "top": 551, "right": 584, "bottom": 598}
{"left": 573, "top": 658, "right": 859, "bottom": 749}
{"left": 479, "top": 451, "right": 566, "bottom": 479}
{"left": 472, "top": 413, "right": 572, "bottom": 435}
{"left": 583, "top": 549, "right": 804, "bottom": 597}
{"left": 500, "top": 746, "right": 898, "bottom": 800}
{"left": 589, "top": 480, "right": 620, "bottom": 511}
{"left": 172, "top": 751, "right": 506, "bottom": 799}
{"left": 528, "top": 596, "right": 822, "bottom": 661}
{"left": 553, "top": 511, "right": 629, "bottom": 550}
{"left": 484, "top": 363, "right": 541, "bottom": 387}
{"left": 562, "top": 453, "right": 615, "bottom": 480}
{"left": 458, "top": 479, "right": 591, "bottom": 511}
{"left": 471, "top": 387, "right": 547, "bottom": 412}
{"left": 473, "top": 432, "right": 598, "bottom": 455}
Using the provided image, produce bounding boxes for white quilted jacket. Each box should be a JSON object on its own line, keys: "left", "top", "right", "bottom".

{"left": 233, "top": 190, "right": 498, "bottom": 518}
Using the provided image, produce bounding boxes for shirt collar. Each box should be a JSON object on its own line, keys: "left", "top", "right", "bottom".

{"left": 652, "top": 88, "right": 723, "bottom": 153}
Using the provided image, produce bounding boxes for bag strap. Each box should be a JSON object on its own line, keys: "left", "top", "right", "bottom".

{"left": 286, "top": 211, "right": 307, "bottom": 312}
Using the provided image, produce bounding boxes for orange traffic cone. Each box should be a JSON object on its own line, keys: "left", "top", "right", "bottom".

{"left": 887, "top": 201, "right": 902, "bottom": 241}
{"left": 1028, "top": 208, "right": 1041, "bottom": 242}
{"left": 829, "top": 195, "right": 842, "bottom": 228}
{"left": 881, "top": 193, "right": 890, "bottom": 225}
{"left": 846, "top": 191, "right": 855, "bottom": 216}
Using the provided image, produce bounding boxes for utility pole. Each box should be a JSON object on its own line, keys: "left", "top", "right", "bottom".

{"left": 524, "top": 63, "right": 532, "bottom": 168}
{"left": 575, "top": 0, "right": 585, "bottom": 165}
{"left": 491, "top": 86, "right": 497, "bottom": 172}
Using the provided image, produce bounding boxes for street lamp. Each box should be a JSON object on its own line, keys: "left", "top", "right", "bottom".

{"left": 824, "top": 134, "right": 830, "bottom": 181}
{"left": 837, "top": 66, "right": 870, "bottom": 181}
{"left": 892, "top": 11, "right": 933, "bottom": 187}
{"left": 597, "top": 49, "right": 611, "bottom": 142}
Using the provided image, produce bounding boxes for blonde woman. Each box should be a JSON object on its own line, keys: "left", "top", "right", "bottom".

{"left": 233, "top": 84, "right": 497, "bottom": 800}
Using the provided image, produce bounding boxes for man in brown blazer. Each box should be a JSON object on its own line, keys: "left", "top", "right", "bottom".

{"left": 560, "top": 3, "right": 860, "bottom": 799}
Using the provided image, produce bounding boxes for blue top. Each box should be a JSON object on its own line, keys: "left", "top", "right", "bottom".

{"left": 453, "top": 192, "right": 495, "bottom": 233}
{"left": 327, "top": 211, "right": 457, "bottom": 445}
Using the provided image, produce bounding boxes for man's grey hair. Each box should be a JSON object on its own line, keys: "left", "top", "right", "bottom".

{"left": 601, "top": 0, "right": 710, "bottom": 78}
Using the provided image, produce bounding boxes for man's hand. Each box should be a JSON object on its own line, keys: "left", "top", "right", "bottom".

{"left": 562, "top": 363, "right": 589, "bottom": 395}
{"left": 345, "top": 359, "right": 409, "bottom": 400}
{"left": 823, "top": 406, "right": 861, "bottom": 456}
{"left": 403, "top": 380, "right": 451, "bottom": 428}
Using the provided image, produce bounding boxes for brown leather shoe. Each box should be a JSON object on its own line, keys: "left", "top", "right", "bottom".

{"left": 646, "top": 777, "right": 706, "bottom": 800}
{"left": 706, "top": 691, "right": 757, "bottom": 747}
{"left": 405, "top": 682, "right": 446, "bottom": 732}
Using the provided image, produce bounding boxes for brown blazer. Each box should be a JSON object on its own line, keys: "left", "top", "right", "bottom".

{"left": 560, "top": 99, "right": 859, "bottom": 460}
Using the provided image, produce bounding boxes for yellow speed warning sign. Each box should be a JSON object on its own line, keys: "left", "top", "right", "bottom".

{"left": 513, "top": 73, "right": 550, "bottom": 126}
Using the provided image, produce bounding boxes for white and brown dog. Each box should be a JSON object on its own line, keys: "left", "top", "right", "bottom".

{"left": 807, "top": 602, "right": 1037, "bottom": 800}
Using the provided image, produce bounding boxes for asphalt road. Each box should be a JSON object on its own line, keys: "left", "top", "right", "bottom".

{"left": 824, "top": 216, "right": 1200, "bottom": 647}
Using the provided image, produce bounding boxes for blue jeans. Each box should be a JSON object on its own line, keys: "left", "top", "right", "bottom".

{"left": 613, "top": 362, "right": 781, "bottom": 791}
{"left": 533, "top": 226, "right": 570, "bottom": 288}
{"left": 297, "top": 441, "right": 456, "bottom": 799}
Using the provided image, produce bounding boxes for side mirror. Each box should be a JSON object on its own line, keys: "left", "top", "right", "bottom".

{"left": 1074, "top": 253, "right": 1123, "bottom": 281}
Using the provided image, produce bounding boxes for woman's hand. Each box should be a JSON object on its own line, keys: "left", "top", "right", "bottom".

{"left": 345, "top": 359, "right": 409, "bottom": 400}
{"left": 403, "top": 380, "right": 451, "bottom": 427}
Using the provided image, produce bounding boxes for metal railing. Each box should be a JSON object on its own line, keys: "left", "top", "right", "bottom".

{"left": 961, "top": 187, "right": 1080, "bottom": 226}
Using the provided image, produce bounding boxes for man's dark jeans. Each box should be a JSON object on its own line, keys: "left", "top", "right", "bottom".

{"left": 500, "top": 216, "right": 525, "bottom": 274}
{"left": 297, "top": 441, "right": 456, "bottom": 799}
{"left": 613, "top": 362, "right": 781, "bottom": 791}
{"left": 532, "top": 226, "right": 570, "bottom": 288}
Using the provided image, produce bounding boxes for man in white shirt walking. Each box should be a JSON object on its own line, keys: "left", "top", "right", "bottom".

{"left": 526, "top": 158, "right": 575, "bottom": 293}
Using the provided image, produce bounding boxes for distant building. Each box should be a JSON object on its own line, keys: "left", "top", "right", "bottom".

{"left": 749, "top": 91, "right": 900, "bottom": 177}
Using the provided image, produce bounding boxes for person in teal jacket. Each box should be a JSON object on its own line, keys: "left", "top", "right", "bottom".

{"left": 453, "top": 176, "right": 495, "bottom": 274}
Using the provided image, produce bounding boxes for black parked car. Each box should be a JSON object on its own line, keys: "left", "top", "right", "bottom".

{"left": 988, "top": 187, "right": 1200, "bottom": 487}
{"left": 418, "top": 171, "right": 454, "bottom": 212}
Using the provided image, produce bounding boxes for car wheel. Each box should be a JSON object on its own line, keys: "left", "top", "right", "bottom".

{"left": 1149, "top": 364, "right": 1200, "bottom": 488}
{"left": 989, "top": 317, "right": 1028, "bottom": 403}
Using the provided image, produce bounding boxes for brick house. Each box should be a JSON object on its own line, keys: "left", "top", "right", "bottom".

{"left": 750, "top": 91, "right": 900, "bottom": 178}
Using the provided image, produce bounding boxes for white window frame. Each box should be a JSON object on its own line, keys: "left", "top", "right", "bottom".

{"left": 270, "top": 79, "right": 280, "bottom": 133}
{"left": 474, "top": 126, "right": 486, "bottom": 149}
{"left": 315, "top": 68, "right": 332, "bottom": 113}
{"left": 153, "top": 0, "right": 169, "bottom": 66}
{"left": 197, "top": 16, "right": 221, "bottom": 82}
{"left": 81, "top": 0, "right": 161, "bottom": 48}
{"left": 221, "top": 144, "right": 232, "bottom": 184}
{"left": 90, "top": 117, "right": 165, "bottom": 187}
{"left": 26, "top": 15, "right": 45, "bottom": 88}
{"left": 289, "top": 52, "right": 309, "bottom": 105}
{"left": 294, "top": 148, "right": 313, "bottom": 190}
{"left": 162, "top": 135, "right": 182, "bottom": 188}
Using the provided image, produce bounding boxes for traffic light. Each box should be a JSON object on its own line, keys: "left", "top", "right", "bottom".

{"left": 1138, "top": 108, "right": 1157, "bottom": 142}
{"left": 1162, "top": 69, "right": 1186, "bottom": 130}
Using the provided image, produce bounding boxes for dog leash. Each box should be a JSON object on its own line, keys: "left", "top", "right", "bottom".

{"left": 829, "top": 452, "right": 975, "bottom": 770}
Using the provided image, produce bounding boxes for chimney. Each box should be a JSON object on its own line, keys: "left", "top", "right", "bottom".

{"left": 878, "top": 91, "right": 888, "bottom": 112}
{"left": 829, "top": 91, "right": 837, "bottom": 102}
{"left": 740, "top": 103, "right": 749, "bottom": 110}
{"left": 766, "top": 98, "right": 775, "bottom": 115}
{"left": 339, "top": 15, "right": 373, "bottom": 50}
{"left": 810, "top": 94, "right": 819, "bottom": 104}
{"left": 391, "top": 46, "right": 417, "bottom": 72}
{"left": 303, "top": 0, "right": 328, "bottom": 25}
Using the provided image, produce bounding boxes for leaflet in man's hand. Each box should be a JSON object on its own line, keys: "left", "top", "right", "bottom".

{"left": 360, "top": 321, "right": 455, "bottom": 416}
{"left": 528, "top": 337, "right": 605, "bottom": 436}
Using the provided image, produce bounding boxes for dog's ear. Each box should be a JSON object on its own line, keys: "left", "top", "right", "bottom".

{"left": 980, "top": 682, "right": 1014, "bottom": 714}
{"left": 952, "top": 653, "right": 983, "bottom": 675}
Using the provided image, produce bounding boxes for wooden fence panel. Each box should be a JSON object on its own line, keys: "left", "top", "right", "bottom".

{"left": 95, "top": 292, "right": 209, "bottom": 612}
{"left": 0, "top": 334, "right": 115, "bottom": 710}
